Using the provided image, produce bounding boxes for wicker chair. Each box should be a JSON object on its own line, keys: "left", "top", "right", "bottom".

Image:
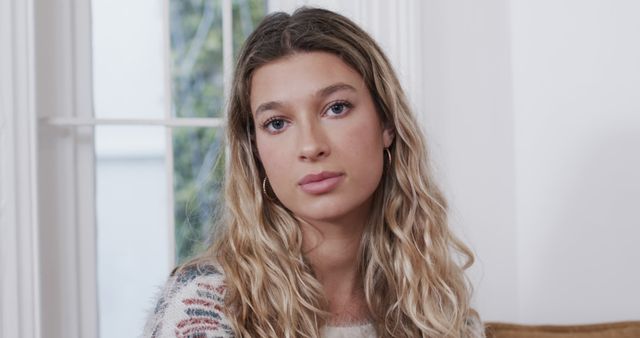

{"left": 485, "top": 321, "right": 640, "bottom": 338}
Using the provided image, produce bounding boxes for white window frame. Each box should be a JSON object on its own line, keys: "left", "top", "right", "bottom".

{"left": 1, "top": 1, "right": 40, "bottom": 338}
{"left": 1, "top": 0, "right": 233, "bottom": 338}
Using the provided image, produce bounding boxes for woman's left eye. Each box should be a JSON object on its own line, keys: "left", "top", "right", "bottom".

{"left": 325, "top": 101, "right": 352, "bottom": 116}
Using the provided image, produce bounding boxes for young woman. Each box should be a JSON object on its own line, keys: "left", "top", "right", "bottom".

{"left": 144, "top": 7, "right": 484, "bottom": 338}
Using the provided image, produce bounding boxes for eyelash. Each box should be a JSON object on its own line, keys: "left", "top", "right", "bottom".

{"left": 261, "top": 116, "right": 288, "bottom": 133}
{"left": 325, "top": 100, "right": 353, "bottom": 116}
{"left": 261, "top": 100, "right": 353, "bottom": 134}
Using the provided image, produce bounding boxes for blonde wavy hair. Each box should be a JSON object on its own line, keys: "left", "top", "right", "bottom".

{"left": 191, "top": 7, "right": 484, "bottom": 338}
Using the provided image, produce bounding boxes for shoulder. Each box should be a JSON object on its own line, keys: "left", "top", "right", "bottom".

{"left": 143, "top": 264, "right": 235, "bottom": 338}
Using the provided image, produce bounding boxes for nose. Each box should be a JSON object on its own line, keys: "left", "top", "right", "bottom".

{"left": 298, "top": 121, "right": 330, "bottom": 161}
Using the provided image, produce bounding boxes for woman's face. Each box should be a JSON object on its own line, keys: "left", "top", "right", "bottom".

{"left": 250, "top": 51, "right": 394, "bottom": 225}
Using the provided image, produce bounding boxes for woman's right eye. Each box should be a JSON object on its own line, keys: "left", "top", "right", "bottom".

{"left": 263, "top": 118, "right": 289, "bottom": 133}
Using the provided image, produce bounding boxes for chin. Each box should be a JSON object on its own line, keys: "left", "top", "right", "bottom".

{"left": 290, "top": 196, "right": 368, "bottom": 224}
{"left": 294, "top": 207, "right": 349, "bottom": 223}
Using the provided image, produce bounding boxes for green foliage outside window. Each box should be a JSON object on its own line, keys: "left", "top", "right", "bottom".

{"left": 170, "top": 0, "right": 266, "bottom": 264}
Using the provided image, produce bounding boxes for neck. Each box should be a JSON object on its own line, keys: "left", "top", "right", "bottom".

{"left": 298, "top": 203, "right": 372, "bottom": 324}
{"left": 301, "top": 218, "right": 364, "bottom": 288}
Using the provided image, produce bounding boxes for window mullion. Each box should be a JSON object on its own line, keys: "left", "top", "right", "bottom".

{"left": 223, "top": 0, "right": 232, "bottom": 102}
{"left": 73, "top": 1, "right": 99, "bottom": 336}
{"left": 222, "top": 0, "right": 232, "bottom": 172}
{"left": 163, "top": 0, "right": 176, "bottom": 268}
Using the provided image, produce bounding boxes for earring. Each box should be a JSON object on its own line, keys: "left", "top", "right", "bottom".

{"left": 262, "top": 177, "right": 276, "bottom": 202}
{"left": 385, "top": 147, "right": 392, "bottom": 166}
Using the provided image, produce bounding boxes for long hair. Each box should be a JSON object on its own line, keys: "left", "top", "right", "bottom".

{"left": 193, "top": 7, "right": 483, "bottom": 338}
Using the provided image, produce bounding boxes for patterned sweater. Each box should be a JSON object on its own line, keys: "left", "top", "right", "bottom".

{"left": 143, "top": 264, "right": 376, "bottom": 338}
{"left": 143, "top": 265, "right": 234, "bottom": 337}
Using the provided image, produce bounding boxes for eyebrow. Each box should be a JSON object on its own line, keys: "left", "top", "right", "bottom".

{"left": 316, "top": 83, "right": 357, "bottom": 99}
{"left": 254, "top": 82, "right": 357, "bottom": 117}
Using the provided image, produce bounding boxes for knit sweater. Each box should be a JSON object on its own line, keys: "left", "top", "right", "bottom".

{"left": 143, "top": 264, "right": 376, "bottom": 338}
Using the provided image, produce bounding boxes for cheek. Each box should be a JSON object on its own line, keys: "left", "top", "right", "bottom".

{"left": 341, "top": 118, "right": 386, "bottom": 182}
{"left": 255, "top": 136, "right": 294, "bottom": 200}
{"left": 343, "top": 115, "right": 385, "bottom": 158}
{"left": 256, "top": 137, "right": 287, "bottom": 173}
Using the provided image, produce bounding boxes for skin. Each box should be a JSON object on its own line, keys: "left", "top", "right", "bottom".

{"left": 250, "top": 51, "right": 394, "bottom": 323}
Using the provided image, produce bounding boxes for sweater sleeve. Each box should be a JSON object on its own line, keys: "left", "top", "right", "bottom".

{"left": 143, "top": 265, "right": 235, "bottom": 338}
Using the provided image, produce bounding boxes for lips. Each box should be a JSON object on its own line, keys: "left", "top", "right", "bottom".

{"left": 298, "top": 171, "right": 344, "bottom": 195}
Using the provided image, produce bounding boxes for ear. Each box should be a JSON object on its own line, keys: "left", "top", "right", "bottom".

{"left": 382, "top": 126, "right": 395, "bottom": 148}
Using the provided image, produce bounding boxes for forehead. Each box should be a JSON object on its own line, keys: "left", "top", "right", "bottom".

{"left": 249, "top": 52, "right": 366, "bottom": 112}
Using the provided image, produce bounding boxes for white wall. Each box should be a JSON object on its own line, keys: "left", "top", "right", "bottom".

{"left": 417, "top": 1, "right": 518, "bottom": 323}
{"left": 437, "top": 0, "right": 640, "bottom": 324}
{"left": 269, "top": 0, "right": 640, "bottom": 324}
{"left": 511, "top": 0, "right": 640, "bottom": 324}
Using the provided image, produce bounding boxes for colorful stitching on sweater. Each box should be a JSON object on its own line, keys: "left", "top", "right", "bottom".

{"left": 143, "top": 264, "right": 235, "bottom": 338}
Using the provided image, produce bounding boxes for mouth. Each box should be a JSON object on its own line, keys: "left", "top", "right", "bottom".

{"left": 298, "top": 171, "right": 344, "bottom": 195}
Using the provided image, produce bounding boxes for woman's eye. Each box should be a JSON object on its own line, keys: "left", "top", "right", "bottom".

{"left": 264, "top": 118, "right": 288, "bottom": 133}
{"left": 326, "top": 102, "right": 351, "bottom": 116}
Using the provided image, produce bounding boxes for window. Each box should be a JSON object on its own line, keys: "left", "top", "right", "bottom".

{"left": 40, "top": 0, "right": 265, "bottom": 336}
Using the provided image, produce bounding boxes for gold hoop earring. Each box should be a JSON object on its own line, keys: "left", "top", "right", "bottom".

{"left": 262, "top": 177, "right": 276, "bottom": 201}
{"left": 385, "top": 147, "right": 392, "bottom": 166}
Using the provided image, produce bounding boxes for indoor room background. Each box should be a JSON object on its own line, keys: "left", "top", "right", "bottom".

{"left": 1, "top": 1, "right": 639, "bottom": 337}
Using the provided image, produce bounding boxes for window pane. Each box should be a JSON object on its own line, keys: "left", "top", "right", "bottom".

{"left": 232, "top": 0, "right": 267, "bottom": 60}
{"left": 95, "top": 126, "right": 171, "bottom": 338}
{"left": 169, "top": 0, "right": 265, "bottom": 263}
{"left": 173, "top": 127, "right": 224, "bottom": 264}
{"left": 90, "top": 1, "right": 268, "bottom": 336}
{"left": 92, "top": 0, "right": 166, "bottom": 119}
{"left": 170, "top": 0, "right": 224, "bottom": 118}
